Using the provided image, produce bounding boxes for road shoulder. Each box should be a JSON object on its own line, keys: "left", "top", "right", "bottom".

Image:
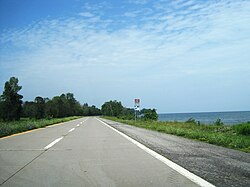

{"left": 100, "top": 118, "right": 250, "bottom": 187}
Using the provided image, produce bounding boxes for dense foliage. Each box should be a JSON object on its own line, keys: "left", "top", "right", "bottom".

{"left": 22, "top": 94, "right": 101, "bottom": 119}
{"left": 101, "top": 100, "right": 124, "bottom": 117}
{"left": 101, "top": 100, "right": 158, "bottom": 121}
{"left": 0, "top": 77, "right": 23, "bottom": 121}
{"left": 0, "top": 77, "right": 157, "bottom": 122}
{"left": 233, "top": 122, "right": 250, "bottom": 135}
{"left": 0, "top": 77, "right": 101, "bottom": 121}
{"left": 141, "top": 108, "right": 158, "bottom": 120}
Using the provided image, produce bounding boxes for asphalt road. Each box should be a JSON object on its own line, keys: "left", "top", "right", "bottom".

{"left": 0, "top": 117, "right": 212, "bottom": 187}
{"left": 101, "top": 118, "right": 250, "bottom": 187}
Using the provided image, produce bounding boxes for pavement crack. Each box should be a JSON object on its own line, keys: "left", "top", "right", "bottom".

{"left": 0, "top": 149, "right": 43, "bottom": 151}
{"left": 0, "top": 150, "right": 46, "bottom": 186}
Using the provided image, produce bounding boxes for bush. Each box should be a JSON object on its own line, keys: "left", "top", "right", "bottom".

{"left": 142, "top": 109, "right": 158, "bottom": 121}
{"left": 214, "top": 118, "right": 224, "bottom": 126}
{"left": 103, "top": 117, "right": 250, "bottom": 152}
{"left": 233, "top": 123, "right": 250, "bottom": 135}
{"left": 185, "top": 118, "right": 196, "bottom": 124}
{"left": 0, "top": 116, "right": 80, "bottom": 138}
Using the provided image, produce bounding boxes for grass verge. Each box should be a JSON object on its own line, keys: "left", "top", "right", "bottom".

{"left": 0, "top": 116, "right": 81, "bottom": 138}
{"left": 103, "top": 117, "right": 250, "bottom": 153}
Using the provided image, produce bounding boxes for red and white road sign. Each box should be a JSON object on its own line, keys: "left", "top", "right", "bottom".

{"left": 134, "top": 99, "right": 140, "bottom": 105}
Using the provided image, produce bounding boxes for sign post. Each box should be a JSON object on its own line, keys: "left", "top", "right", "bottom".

{"left": 134, "top": 99, "right": 140, "bottom": 121}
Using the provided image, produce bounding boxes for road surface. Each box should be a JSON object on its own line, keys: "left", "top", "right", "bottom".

{"left": 0, "top": 117, "right": 214, "bottom": 187}
{"left": 101, "top": 118, "right": 250, "bottom": 187}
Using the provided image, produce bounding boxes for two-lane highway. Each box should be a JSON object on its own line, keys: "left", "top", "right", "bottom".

{"left": 0, "top": 117, "right": 213, "bottom": 186}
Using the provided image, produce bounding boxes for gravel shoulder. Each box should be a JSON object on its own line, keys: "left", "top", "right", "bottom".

{"left": 101, "top": 118, "right": 250, "bottom": 187}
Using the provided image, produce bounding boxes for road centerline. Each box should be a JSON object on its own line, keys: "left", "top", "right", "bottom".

{"left": 68, "top": 128, "right": 75, "bottom": 133}
{"left": 44, "top": 137, "right": 64, "bottom": 150}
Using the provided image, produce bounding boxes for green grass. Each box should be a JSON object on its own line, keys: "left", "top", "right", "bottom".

{"left": 0, "top": 116, "right": 81, "bottom": 138}
{"left": 104, "top": 117, "right": 250, "bottom": 153}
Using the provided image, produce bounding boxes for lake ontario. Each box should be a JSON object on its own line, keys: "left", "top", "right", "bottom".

{"left": 158, "top": 111, "right": 250, "bottom": 125}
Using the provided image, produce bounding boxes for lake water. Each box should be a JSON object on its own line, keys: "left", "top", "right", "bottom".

{"left": 158, "top": 111, "right": 250, "bottom": 125}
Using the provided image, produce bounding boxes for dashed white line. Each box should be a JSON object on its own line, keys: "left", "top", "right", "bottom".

{"left": 44, "top": 118, "right": 89, "bottom": 151}
{"left": 44, "top": 118, "right": 88, "bottom": 150}
{"left": 96, "top": 118, "right": 215, "bottom": 187}
{"left": 44, "top": 137, "right": 63, "bottom": 150}
{"left": 68, "top": 128, "right": 75, "bottom": 132}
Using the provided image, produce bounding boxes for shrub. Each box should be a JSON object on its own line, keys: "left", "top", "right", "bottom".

{"left": 142, "top": 109, "right": 158, "bottom": 121}
{"left": 214, "top": 118, "right": 224, "bottom": 126}
{"left": 185, "top": 118, "right": 196, "bottom": 124}
{"left": 233, "top": 123, "right": 250, "bottom": 135}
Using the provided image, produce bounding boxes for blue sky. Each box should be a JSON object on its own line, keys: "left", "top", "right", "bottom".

{"left": 0, "top": 0, "right": 250, "bottom": 113}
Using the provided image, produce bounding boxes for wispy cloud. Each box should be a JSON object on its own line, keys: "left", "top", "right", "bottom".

{"left": 79, "top": 12, "right": 95, "bottom": 17}
{"left": 1, "top": 0, "right": 249, "bottom": 69}
{"left": 128, "top": 0, "right": 150, "bottom": 5}
{"left": 0, "top": 0, "right": 250, "bottom": 111}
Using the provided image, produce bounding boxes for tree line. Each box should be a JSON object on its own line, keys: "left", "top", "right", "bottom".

{"left": 101, "top": 100, "right": 158, "bottom": 120}
{"left": 22, "top": 94, "right": 101, "bottom": 119}
{"left": 0, "top": 77, "right": 157, "bottom": 121}
{"left": 0, "top": 77, "right": 101, "bottom": 121}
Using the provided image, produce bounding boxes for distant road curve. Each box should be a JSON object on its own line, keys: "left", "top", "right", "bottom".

{"left": 100, "top": 118, "right": 250, "bottom": 187}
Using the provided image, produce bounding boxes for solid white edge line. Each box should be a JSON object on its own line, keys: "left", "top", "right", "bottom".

{"left": 44, "top": 137, "right": 63, "bottom": 150}
{"left": 96, "top": 118, "right": 216, "bottom": 187}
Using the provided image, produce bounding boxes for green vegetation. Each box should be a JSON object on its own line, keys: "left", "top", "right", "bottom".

{"left": 104, "top": 117, "right": 250, "bottom": 153}
{"left": 0, "top": 77, "right": 101, "bottom": 122}
{"left": 101, "top": 100, "right": 158, "bottom": 120}
{"left": 101, "top": 100, "right": 123, "bottom": 117}
{"left": 233, "top": 123, "right": 250, "bottom": 136}
{"left": 0, "top": 116, "right": 80, "bottom": 138}
{"left": 2, "top": 75, "right": 248, "bottom": 154}
{"left": 0, "top": 77, "right": 23, "bottom": 121}
{"left": 22, "top": 94, "right": 101, "bottom": 119}
{"left": 141, "top": 108, "right": 158, "bottom": 121}
{"left": 0, "top": 77, "right": 101, "bottom": 137}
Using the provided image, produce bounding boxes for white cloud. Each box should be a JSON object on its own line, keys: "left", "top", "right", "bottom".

{"left": 124, "top": 12, "right": 137, "bottom": 18}
{"left": 128, "top": 0, "right": 149, "bottom": 5}
{"left": 1, "top": 0, "right": 250, "bottom": 111}
{"left": 79, "top": 12, "right": 95, "bottom": 17}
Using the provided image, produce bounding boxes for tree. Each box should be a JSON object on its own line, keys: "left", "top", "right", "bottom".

{"left": 141, "top": 108, "right": 158, "bottom": 121}
{"left": 81, "top": 103, "right": 101, "bottom": 116}
{"left": 82, "top": 103, "right": 90, "bottom": 116}
{"left": 0, "top": 77, "right": 23, "bottom": 121}
{"left": 34, "top": 96, "right": 45, "bottom": 119}
{"left": 120, "top": 107, "right": 134, "bottom": 120}
{"left": 45, "top": 99, "right": 56, "bottom": 118}
{"left": 44, "top": 95, "right": 68, "bottom": 118}
{"left": 101, "top": 100, "right": 123, "bottom": 117}
{"left": 0, "top": 98, "right": 4, "bottom": 120}
{"left": 22, "top": 101, "right": 36, "bottom": 118}
{"left": 44, "top": 93, "right": 83, "bottom": 118}
{"left": 88, "top": 105, "right": 101, "bottom": 116}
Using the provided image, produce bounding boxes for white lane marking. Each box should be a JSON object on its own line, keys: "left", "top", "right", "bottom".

{"left": 68, "top": 128, "right": 75, "bottom": 132}
{"left": 96, "top": 118, "right": 215, "bottom": 187}
{"left": 44, "top": 118, "right": 88, "bottom": 150}
{"left": 44, "top": 137, "right": 63, "bottom": 150}
{"left": 76, "top": 124, "right": 80, "bottom": 127}
{"left": 82, "top": 118, "right": 88, "bottom": 123}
